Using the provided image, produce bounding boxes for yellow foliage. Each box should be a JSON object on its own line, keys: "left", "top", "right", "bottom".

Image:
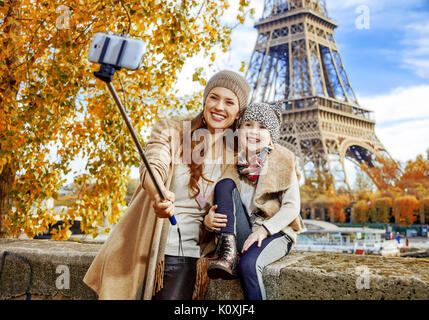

{"left": 0, "top": 0, "right": 250, "bottom": 239}
{"left": 352, "top": 200, "right": 370, "bottom": 224}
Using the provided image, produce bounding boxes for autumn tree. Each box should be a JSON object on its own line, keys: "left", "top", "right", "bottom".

{"left": 347, "top": 151, "right": 429, "bottom": 226}
{"left": 394, "top": 195, "right": 420, "bottom": 226}
{"left": 397, "top": 153, "right": 429, "bottom": 198}
{"left": 421, "top": 197, "right": 429, "bottom": 224}
{"left": 360, "top": 154, "right": 401, "bottom": 191}
{"left": 300, "top": 168, "right": 334, "bottom": 213}
{"left": 300, "top": 180, "right": 322, "bottom": 210}
{"left": 328, "top": 194, "right": 350, "bottom": 223}
{"left": 0, "top": 0, "right": 250, "bottom": 239}
{"left": 352, "top": 170, "right": 375, "bottom": 202}
{"left": 372, "top": 197, "right": 393, "bottom": 224}
{"left": 325, "top": 185, "right": 350, "bottom": 223}
{"left": 352, "top": 200, "right": 370, "bottom": 224}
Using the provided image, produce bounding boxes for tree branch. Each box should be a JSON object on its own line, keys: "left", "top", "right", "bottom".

{"left": 119, "top": 0, "right": 131, "bottom": 35}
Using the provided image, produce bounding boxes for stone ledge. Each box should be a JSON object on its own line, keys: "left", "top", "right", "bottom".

{"left": 206, "top": 251, "right": 429, "bottom": 300}
{"left": 0, "top": 239, "right": 101, "bottom": 300}
{"left": 1, "top": 239, "right": 428, "bottom": 300}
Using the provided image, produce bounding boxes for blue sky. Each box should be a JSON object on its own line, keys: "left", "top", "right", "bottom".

{"left": 327, "top": 0, "right": 429, "bottom": 95}
{"left": 173, "top": 0, "right": 429, "bottom": 163}
{"left": 323, "top": 0, "right": 429, "bottom": 166}
{"left": 64, "top": 0, "right": 429, "bottom": 185}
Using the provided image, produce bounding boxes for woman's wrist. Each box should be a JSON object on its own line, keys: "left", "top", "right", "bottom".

{"left": 143, "top": 170, "right": 166, "bottom": 202}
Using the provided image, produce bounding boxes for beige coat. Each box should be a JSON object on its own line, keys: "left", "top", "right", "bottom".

{"left": 83, "top": 118, "right": 209, "bottom": 300}
{"left": 83, "top": 119, "right": 305, "bottom": 300}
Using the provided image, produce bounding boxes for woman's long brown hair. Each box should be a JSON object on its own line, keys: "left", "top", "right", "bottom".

{"left": 180, "top": 112, "right": 239, "bottom": 199}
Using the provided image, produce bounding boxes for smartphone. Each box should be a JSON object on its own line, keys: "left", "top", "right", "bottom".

{"left": 88, "top": 32, "right": 146, "bottom": 70}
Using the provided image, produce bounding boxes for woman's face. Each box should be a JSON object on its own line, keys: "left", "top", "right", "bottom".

{"left": 203, "top": 87, "right": 240, "bottom": 132}
{"left": 239, "top": 120, "right": 272, "bottom": 156}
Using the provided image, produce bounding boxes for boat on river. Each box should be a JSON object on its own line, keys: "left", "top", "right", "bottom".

{"left": 294, "top": 220, "right": 400, "bottom": 257}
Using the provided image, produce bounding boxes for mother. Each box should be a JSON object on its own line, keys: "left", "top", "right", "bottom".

{"left": 83, "top": 70, "right": 251, "bottom": 300}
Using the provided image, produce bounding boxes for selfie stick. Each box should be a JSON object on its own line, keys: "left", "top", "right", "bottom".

{"left": 92, "top": 59, "right": 177, "bottom": 226}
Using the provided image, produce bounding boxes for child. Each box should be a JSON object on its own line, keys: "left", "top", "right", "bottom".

{"left": 203, "top": 102, "right": 306, "bottom": 300}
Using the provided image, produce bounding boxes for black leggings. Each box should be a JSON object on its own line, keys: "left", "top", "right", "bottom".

{"left": 153, "top": 255, "right": 198, "bottom": 300}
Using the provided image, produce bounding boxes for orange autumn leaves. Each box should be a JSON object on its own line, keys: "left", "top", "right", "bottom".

{"left": 352, "top": 195, "right": 425, "bottom": 226}
{"left": 327, "top": 151, "right": 429, "bottom": 226}
{"left": 0, "top": 0, "right": 250, "bottom": 239}
{"left": 394, "top": 196, "right": 421, "bottom": 226}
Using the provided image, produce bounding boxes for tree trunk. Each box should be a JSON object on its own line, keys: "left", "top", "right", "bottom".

{"left": 0, "top": 163, "right": 16, "bottom": 237}
{"left": 0, "top": 1, "right": 20, "bottom": 237}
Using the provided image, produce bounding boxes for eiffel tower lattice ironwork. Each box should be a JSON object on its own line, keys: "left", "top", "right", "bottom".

{"left": 246, "top": 0, "right": 393, "bottom": 191}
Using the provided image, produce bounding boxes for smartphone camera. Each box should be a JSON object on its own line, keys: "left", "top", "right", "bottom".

{"left": 88, "top": 32, "right": 146, "bottom": 70}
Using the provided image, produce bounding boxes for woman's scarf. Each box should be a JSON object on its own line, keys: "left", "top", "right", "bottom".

{"left": 236, "top": 147, "right": 271, "bottom": 184}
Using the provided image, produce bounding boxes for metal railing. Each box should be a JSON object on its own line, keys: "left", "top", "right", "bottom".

{"left": 280, "top": 96, "right": 374, "bottom": 121}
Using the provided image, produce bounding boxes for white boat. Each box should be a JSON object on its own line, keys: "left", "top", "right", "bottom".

{"left": 294, "top": 219, "right": 400, "bottom": 257}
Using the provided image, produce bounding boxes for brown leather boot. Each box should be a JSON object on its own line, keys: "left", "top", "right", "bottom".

{"left": 207, "top": 233, "right": 238, "bottom": 280}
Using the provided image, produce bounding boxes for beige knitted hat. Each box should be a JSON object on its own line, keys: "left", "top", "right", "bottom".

{"left": 203, "top": 70, "right": 251, "bottom": 112}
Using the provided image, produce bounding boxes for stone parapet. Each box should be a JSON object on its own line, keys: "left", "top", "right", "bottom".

{"left": 1, "top": 239, "right": 428, "bottom": 300}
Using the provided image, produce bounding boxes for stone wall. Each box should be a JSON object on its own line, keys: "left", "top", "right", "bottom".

{"left": 1, "top": 239, "right": 428, "bottom": 300}
{"left": 0, "top": 239, "right": 98, "bottom": 300}
{"left": 206, "top": 251, "right": 429, "bottom": 300}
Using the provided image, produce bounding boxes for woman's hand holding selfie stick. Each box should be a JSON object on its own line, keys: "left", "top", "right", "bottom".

{"left": 90, "top": 31, "right": 177, "bottom": 225}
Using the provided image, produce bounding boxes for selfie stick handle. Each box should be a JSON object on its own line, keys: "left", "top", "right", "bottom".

{"left": 94, "top": 65, "right": 176, "bottom": 226}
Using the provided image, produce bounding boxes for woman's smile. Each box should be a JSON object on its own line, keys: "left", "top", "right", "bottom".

{"left": 210, "top": 112, "right": 227, "bottom": 122}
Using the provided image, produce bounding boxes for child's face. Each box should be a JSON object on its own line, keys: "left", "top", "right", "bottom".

{"left": 239, "top": 120, "right": 272, "bottom": 156}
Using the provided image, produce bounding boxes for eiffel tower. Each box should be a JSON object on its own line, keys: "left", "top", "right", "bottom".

{"left": 246, "top": 0, "right": 392, "bottom": 192}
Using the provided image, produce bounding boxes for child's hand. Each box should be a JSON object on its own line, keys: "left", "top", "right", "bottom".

{"left": 241, "top": 226, "right": 269, "bottom": 253}
{"left": 204, "top": 205, "right": 227, "bottom": 232}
